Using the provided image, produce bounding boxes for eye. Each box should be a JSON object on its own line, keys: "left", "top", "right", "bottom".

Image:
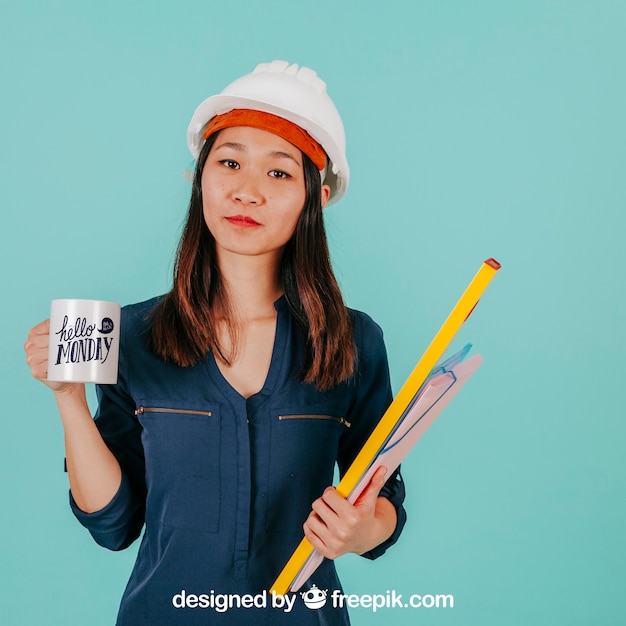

{"left": 268, "top": 169, "right": 291, "bottom": 179}
{"left": 218, "top": 159, "right": 240, "bottom": 169}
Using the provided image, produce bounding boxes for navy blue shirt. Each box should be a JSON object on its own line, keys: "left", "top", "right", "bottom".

{"left": 70, "top": 296, "right": 406, "bottom": 625}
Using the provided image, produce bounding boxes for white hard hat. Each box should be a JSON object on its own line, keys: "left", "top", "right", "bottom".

{"left": 187, "top": 60, "right": 349, "bottom": 205}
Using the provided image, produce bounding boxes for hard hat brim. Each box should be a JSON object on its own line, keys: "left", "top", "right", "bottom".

{"left": 187, "top": 94, "right": 349, "bottom": 206}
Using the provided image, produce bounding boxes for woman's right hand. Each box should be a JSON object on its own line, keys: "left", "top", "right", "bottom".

{"left": 24, "top": 319, "right": 76, "bottom": 394}
{"left": 25, "top": 319, "right": 122, "bottom": 514}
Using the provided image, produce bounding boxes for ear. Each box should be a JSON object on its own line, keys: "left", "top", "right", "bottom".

{"left": 321, "top": 184, "right": 331, "bottom": 208}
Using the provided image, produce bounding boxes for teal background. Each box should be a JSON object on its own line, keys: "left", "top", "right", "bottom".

{"left": 1, "top": 0, "right": 624, "bottom": 624}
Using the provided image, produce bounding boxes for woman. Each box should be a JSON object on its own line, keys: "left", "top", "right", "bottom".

{"left": 24, "top": 60, "right": 406, "bottom": 625}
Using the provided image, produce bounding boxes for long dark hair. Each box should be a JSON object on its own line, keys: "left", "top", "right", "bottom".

{"left": 148, "top": 131, "right": 356, "bottom": 390}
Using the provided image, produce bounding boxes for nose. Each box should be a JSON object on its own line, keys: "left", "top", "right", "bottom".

{"left": 232, "top": 172, "right": 264, "bottom": 205}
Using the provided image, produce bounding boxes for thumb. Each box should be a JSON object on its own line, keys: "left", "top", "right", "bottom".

{"left": 354, "top": 466, "right": 388, "bottom": 509}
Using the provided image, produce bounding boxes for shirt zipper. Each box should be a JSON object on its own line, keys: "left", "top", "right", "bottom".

{"left": 135, "top": 406, "right": 213, "bottom": 417}
{"left": 278, "top": 414, "right": 351, "bottom": 428}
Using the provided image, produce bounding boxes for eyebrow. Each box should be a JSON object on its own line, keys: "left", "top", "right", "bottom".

{"left": 214, "top": 141, "right": 301, "bottom": 165}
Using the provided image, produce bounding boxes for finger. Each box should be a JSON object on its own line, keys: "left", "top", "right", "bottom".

{"left": 303, "top": 524, "right": 327, "bottom": 556}
{"left": 25, "top": 342, "right": 50, "bottom": 367}
{"left": 25, "top": 338, "right": 48, "bottom": 361}
{"left": 25, "top": 320, "right": 51, "bottom": 351}
{"left": 322, "top": 494, "right": 364, "bottom": 533}
{"left": 305, "top": 507, "right": 351, "bottom": 545}
{"left": 29, "top": 356, "right": 50, "bottom": 380}
{"left": 319, "top": 486, "right": 342, "bottom": 507}
{"left": 28, "top": 319, "right": 50, "bottom": 338}
{"left": 354, "top": 466, "right": 388, "bottom": 509}
{"left": 25, "top": 339, "right": 50, "bottom": 357}
{"left": 304, "top": 510, "right": 327, "bottom": 535}
{"left": 303, "top": 513, "right": 329, "bottom": 548}
{"left": 321, "top": 487, "right": 362, "bottom": 520}
{"left": 24, "top": 326, "right": 51, "bottom": 380}
{"left": 371, "top": 465, "right": 388, "bottom": 487}
{"left": 317, "top": 489, "right": 363, "bottom": 532}
{"left": 303, "top": 517, "right": 339, "bottom": 560}
{"left": 311, "top": 494, "right": 340, "bottom": 526}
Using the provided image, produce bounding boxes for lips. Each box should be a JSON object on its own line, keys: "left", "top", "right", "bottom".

{"left": 225, "top": 215, "right": 262, "bottom": 227}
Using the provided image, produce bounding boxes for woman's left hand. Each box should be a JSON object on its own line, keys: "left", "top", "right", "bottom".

{"left": 303, "top": 466, "right": 397, "bottom": 559}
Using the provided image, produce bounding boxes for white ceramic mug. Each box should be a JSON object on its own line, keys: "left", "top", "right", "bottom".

{"left": 47, "top": 299, "right": 121, "bottom": 384}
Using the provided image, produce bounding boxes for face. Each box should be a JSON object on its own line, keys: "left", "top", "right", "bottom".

{"left": 202, "top": 125, "right": 317, "bottom": 265}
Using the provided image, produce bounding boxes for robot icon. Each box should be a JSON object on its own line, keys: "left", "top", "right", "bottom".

{"left": 300, "top": 584, "right": 328, "bottom": 609}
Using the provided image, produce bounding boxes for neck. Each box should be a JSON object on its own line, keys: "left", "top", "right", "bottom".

{"left": 216, "top": 248, "right": 283, "bottom": 320}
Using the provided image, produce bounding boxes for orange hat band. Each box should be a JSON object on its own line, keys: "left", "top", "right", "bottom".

{"left": 202, "top": 109, "right": 327, "bottom": 171}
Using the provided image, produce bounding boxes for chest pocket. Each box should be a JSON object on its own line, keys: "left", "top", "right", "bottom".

{"left": 265, "top": 411, "right": 350, "bottom": 533}
{"left": 136, "top": 404, "right": 221, "bottom": 534}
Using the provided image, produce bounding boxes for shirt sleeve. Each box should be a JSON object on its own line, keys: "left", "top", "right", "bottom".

{"left": 338, "top": 311, "right": 407, "bottom": 560}
{"left": 69, "top": 307, "right": 146, "bottom": 551}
